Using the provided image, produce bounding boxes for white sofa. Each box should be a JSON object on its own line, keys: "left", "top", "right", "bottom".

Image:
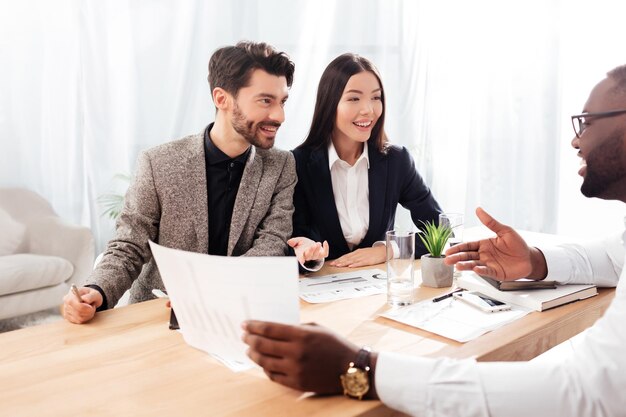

{"left": 0, "top": 188, "right": 94, "bottom": 320}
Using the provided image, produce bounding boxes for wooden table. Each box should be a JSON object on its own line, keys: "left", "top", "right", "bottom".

{"left": 0, "top": 263, "right": 614, "bottom": 417}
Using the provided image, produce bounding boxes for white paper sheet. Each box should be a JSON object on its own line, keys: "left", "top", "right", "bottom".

{"left": 299, "top": 269, "right": 387, "bottom": 303}
{"left": 149, "top": 241, "right": 299, "bottom": 371}
{"left": 381, "top": 296, "right": 530, "bottom": 342}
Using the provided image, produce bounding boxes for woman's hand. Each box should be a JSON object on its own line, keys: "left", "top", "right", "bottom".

{"left": 328, "top": 245, "right": 386, "bottom": 268}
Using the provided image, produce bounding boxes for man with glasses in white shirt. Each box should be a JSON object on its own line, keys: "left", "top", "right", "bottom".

{"left": 242, "top": 64, "right": 626, "bottom": 416}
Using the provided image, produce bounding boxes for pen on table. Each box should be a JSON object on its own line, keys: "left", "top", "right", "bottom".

{"left": 70, "top": 284, "right": 85, "bottom": 303}
{"left": 432, "top": 288, "right": 463, "bottom": 303}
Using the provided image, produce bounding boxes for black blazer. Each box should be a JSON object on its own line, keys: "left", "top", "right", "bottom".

{"left": 292, "top": 142, "right": 442, "bottom": 260}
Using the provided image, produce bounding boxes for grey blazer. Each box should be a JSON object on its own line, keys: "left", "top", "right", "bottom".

{"left": 89, "top": 130, "right": 297, "bottom": 307}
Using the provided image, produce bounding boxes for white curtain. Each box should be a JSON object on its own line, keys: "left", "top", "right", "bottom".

{"left": 1, "top": 0, "right": 625, "bottom": 252}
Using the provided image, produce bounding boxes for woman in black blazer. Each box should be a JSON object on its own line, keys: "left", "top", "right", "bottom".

{"left": 289, "top": 53, "right": 443, "bottom": 268}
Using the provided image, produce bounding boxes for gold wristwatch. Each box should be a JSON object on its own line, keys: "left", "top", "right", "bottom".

{"left": 340, "top": 347, "right": 371, "bottom": 400}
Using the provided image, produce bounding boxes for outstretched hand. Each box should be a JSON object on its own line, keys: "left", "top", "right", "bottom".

{"left": 444, "top": 207, "right": 547, "bottom": 281}
{"left": 288, "top": 237, "right": 329, "bottom": 265}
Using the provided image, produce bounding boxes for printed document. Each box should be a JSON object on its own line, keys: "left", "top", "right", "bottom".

{"left": 381, "top": 296, "right": 530, "bottom": 342}
{"left": 299, "top": 268, "right": 387, "bottom": 303}
{"left": 149, "top": 241, "right": 299, "bottom": 372}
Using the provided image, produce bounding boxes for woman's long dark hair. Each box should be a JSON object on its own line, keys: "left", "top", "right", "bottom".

{"left": 297, "top": 53, "right": 388, "bottom": 153}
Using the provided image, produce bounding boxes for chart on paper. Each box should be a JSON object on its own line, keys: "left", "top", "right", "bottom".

{"left": 299, "top": 268, "right": 387, "bottom": 303}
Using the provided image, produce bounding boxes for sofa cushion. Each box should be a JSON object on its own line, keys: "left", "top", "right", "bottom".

{"left": 0, "top": 208, "right": 26, "bottom": 256}
{"left": 0, "top": 254, "right": 74, "bottom": 296}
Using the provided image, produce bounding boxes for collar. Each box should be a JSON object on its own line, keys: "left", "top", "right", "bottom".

{"left": 328, "top": 140, "right": 370, "bottom": 170}
{"left": 204, "top": 123, "right": 250, "bottom": 165}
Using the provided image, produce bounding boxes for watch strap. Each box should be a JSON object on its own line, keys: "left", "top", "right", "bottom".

{"left": 354, "top": 346, "right": 372, "bottom": 371}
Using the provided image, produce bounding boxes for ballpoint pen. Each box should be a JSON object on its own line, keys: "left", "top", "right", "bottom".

{"left": 151, "top": 289, "right": 169, "bottom": 299}
{"left": 432, "top": 288, "right": 463, "bottom": 303}
{"left": 70, "top": 284, "right": 85, "bottom": 303}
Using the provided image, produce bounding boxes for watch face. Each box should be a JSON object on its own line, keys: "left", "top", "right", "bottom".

{"left": 341, "top": 368, "right": 370, "bottom": 398}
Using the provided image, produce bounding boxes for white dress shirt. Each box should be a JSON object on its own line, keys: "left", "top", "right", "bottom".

{"left": 376, "top": 228, "right": 626, "bottom": 417}
{"left": 328, "top": 141, "right": 370, "bottom": 250}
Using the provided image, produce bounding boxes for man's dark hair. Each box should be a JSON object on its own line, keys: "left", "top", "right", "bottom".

{"left": 607, "top": 64, "right": 626, "bottom": 95}
{"left": 297, "top": 53, "right": 388, "bottom": 153}
{"left": 208, "top": 41, "right": 295, "bottom": 97}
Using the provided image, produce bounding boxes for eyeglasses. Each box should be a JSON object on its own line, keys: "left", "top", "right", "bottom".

{"left": 571, "top": 109, "right": 626, "bottom": 138}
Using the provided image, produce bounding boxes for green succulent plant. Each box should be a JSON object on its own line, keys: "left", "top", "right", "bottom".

{"left": 417, "top": 220, "right": 452, "bottom": 258}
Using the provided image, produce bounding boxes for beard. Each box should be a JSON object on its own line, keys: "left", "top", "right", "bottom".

{"left": 581, "top": 129, "right": 626, "bottom": 200}
{"left": 231, "top": 103, "right": 280, "bottom": 150}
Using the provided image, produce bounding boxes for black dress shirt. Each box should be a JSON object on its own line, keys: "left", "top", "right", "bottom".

{"left": 204, "top": 124, "right": 250, "bottom": 256}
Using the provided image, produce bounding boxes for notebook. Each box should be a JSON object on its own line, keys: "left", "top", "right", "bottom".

{"left": 481, "top": 276, "right": 557, "bottom": 291}
{"left": 457, "top": 272, "right": 597, "bottom": 312}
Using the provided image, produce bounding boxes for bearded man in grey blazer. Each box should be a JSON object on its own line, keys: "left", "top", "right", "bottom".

{"left": 63, "top": 41, "right": 327, "bottom": 324}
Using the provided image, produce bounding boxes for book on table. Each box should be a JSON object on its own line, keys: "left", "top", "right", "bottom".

{"left": 457, "top": 272, "right": 597, "bottom": 312}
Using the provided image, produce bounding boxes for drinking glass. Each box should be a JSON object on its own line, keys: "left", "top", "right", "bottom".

{"left": 386, "top": 230, "right": 415, "bottom": 306}
{"left": 439, "top": 213, "right": 464, "bottom": 247}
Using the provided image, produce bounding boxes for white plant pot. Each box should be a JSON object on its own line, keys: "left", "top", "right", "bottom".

{"left": 420, "top": 254, "right": 454, "bottom": 288}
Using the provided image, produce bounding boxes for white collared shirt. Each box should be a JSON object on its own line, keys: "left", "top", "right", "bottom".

{"left": 328, "top": 141, "right": 370, "bottom": 250}
{"left": 375, "top": 226, "right": 626, "bottom": 416}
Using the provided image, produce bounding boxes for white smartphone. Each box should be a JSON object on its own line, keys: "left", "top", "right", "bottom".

{"left": 453, "top": 291, "right": 511, "bottom": 313}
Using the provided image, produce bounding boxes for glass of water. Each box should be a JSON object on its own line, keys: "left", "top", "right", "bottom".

{"left": 386, "top": 230, "right": 415, "bottom": 306}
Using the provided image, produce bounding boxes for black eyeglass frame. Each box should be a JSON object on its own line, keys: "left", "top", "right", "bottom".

{"left": 571, "top": 109, "right": 626, "bottom": 138}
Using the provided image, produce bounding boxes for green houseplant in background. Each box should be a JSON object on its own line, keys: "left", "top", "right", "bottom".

{"left": 97, "top": 173, "right": 131, "bottom": 220}
{"left": 418, "top": 220, "right": 454, "bottom": 288}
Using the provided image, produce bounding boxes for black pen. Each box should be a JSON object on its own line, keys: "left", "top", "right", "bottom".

{"left": 432, "top": 288, "right": 463, "bottom": 303}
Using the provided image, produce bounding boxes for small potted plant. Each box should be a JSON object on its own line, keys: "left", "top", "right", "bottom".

{"left": 417, "top": 220, "right": 454, "bottom": 288}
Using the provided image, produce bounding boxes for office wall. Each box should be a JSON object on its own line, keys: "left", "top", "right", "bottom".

{"left": 1, "top": 0, "right": 624, "bottom": 251}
